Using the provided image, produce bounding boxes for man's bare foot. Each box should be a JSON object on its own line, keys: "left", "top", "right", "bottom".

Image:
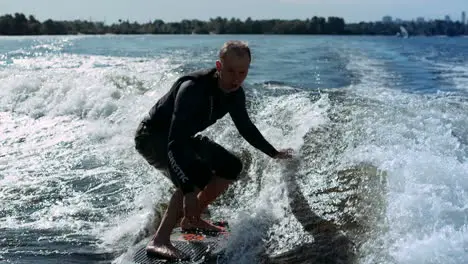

{"left": 146, "top": 239, "right": 188, "bottom": 260}
{"left": 180, "top": 217, "right": 225, "bottom": 233}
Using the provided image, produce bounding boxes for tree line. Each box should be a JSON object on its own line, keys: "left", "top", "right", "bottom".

{"left": 0, "top": 13, "right": 467, "bottom": 36}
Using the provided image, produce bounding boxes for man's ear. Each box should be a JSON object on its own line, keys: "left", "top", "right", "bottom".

{"left": 215, "top": 60, "right": 222, "bottom": 71}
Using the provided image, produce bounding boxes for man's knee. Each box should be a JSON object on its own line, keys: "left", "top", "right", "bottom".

{"left": 220, "top": 156, "right": 243, "bottom": 181}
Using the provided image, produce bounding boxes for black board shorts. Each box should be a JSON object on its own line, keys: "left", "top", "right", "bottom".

{"left": 134, "top": 122, "right": 242, "bottom": 190}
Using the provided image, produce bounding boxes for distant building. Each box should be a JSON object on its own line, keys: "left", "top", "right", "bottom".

{"left": 382, "top": 16, "right": 392, "bottom": 23}
{"left": 445, "top": 15, "right": 451, "bottom": 22}
{"left": 416, "top": 17, "right": 425, "bottom": 23}
{"left": 462, "top": 11, "right": 466, "bottom": 24}
{"left": 394, "top": 18, "right": 403, "bottom": 24}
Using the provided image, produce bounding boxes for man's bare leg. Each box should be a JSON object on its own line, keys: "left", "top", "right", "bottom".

{"left": 198, "top": 176, "right": 233, "bottom": 212}
{"left": 180, "top": 176, "right": 233, "bottom": 231}
{"left": 146, "top": 189, "right": 187, "bottom": 260}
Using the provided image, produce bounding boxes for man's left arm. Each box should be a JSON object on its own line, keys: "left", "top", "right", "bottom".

{"left": 229, "top": 89, "right": 279, "bottom": 158}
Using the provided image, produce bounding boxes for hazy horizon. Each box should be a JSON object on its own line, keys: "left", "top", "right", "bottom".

{"left": 1, "top": 0, "right": 467, "bottom": 24}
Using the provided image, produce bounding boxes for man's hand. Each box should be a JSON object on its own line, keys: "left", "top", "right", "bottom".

{"left": 183, "top": 192, "right": 200, "bottom": 220}
{"left": 274, "top": 148, "right": 294, "bottom": 159}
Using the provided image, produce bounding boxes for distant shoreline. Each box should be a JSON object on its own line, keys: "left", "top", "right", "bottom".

{"left": 1, "top": 13, "right": 467, "bottom": 37}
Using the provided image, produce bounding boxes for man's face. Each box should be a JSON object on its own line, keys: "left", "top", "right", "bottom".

{"left": 216, "top": 53, "right": 250, "bottom": 93}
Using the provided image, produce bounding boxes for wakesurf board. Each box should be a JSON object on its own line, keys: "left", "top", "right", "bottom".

{"left": 132, "top": 221, "right": 230, "bottom": 264}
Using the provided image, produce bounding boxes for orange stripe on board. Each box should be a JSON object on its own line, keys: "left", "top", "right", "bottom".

{"left": 182, "top": 234, "right": 205, "bottom": 241}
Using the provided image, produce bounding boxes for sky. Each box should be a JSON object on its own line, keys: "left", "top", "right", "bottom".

{"left": 1, "top": 0, "right": 467, "bottom": 24}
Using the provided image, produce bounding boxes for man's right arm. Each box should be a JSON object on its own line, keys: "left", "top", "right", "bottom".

{"left": 167, "top": 80, "right": 212, "bottom": 194}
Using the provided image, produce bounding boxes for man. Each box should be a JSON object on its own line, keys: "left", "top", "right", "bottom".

{"left": 134, "top": 40, "right": 293, "bottom": 260}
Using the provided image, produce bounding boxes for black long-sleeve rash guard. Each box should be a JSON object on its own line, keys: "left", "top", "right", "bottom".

{"left": 143, "top": 68, "right": 279, "bottom": 194}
